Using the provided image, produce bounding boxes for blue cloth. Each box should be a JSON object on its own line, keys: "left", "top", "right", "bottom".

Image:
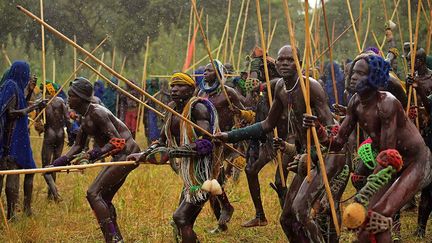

{"left": 102, "top": 77, "right": 118, "bottom": 115}
{"left": 94, "top": 80, "right": 105, "bottom": 100}
{"left": 0, "top": 61, "right": 35, "bottom": 169}
{"left": 323, "top": 62, "right": 346, "bottom": 109}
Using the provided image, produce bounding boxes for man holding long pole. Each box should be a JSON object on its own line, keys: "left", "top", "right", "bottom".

{"left": 215, "top": 45, "right": 344, "bottom": 242}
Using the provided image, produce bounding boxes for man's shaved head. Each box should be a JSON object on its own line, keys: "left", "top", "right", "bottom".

{"left": 278, "top": 45, "right": 301, "bottom": 60}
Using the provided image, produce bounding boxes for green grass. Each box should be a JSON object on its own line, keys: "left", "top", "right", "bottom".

{"left": 0, "top": 131, "right": 430, "bottom": 242}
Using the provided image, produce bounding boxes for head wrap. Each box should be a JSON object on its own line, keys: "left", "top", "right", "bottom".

{"left": 200, "top": 59, "right": 224, "bottom": 93}
{"left": 70, "top": 77, "right": 93, "bottom": 102}
{"left": 364, "top": 46, "right": 380, "bottom": 55}
{"left": 0, "top": 61, "right": 36, "bottom": 169}
{"left": 352, "top": 54, "right": 390, "bottom": 90}
{"left": 6, "top": 61, "right": 30, "bottom": 91}
{"left": 170, "top": 72, "right": 195, "bottom": 87}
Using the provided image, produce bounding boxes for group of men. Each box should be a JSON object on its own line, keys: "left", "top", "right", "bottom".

{"left": 1, "top": 28, "right": 432, "bottom": 243}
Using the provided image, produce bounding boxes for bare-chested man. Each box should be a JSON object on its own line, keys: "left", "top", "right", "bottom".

{"left": 305, "top": 53, "right": 432, "bottom": 242}
{"left": 128, "top": 72, "right": 223, "bottom": 243}
{"left": 216, "top": 45, "right": 346, "bottom": 242}
{"left": 197, "top": 60, "right": 240, "bottom": 232}
{"left": 50, "top": 77, "right": 140, "bottom": 243}
{"left": 35, "top": 82, "right": 70, "bottom": 201}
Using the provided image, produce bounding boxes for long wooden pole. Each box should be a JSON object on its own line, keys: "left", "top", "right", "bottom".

{"left": 237, "top": 0, "right": 251, "bottom": 71}
{"left": 80, "top": 60, "right": 164, "bottom": 118}
{"left": 95, "top": 52, "right": 105, "bottom": 81}
{"left": 73, "top": 35, "right": 77, "bottom": 78}
{"left": 137, "top": 37, "right": 150, "bottom": 134}
{"left": 379, "top": 0, "right": 402, "bottom": 51}
{"left": 321, "top": 0, "right": 339, "bottom": 106}
{"left": 186, "top": 4, "right": 193, "bottom": 64}
{"left": 313, "top": 16, "right": 359, "bottom": 65}
{"left": 361, "top": 9, "right": 371, "bottom": 51}
{"left": 394, "top": 0, "right": 408, "bottom": 76}
{"left": 52, "top": 58, "right": 56, "bottom": 82}
{"left": 223, "top": 0, "right": 232, "bottom": 64}
{"left": 191, "top": 0, "right": 234, "bottom": 108}
{"left": 0, "top": 161, "right": 138, "bottom": 175}
{"left": 255, "top": 0, "right": 286, "bottom": 187}
{"left": 216, "top": 1, "right": 231, "bottom": 60}
{"left": 1, "top": 44, "right": 12, "bottom": 65}
{"left": 16, "top": 5, "right": 244, "bottom": 158}
{"left": 346, "top": 0, "right": 362, "bottom": 53}
{"left": 184, "top": 46, "right": 221, "bottom": 73}
{"left": 282, "top": 0, "right": 340, "bottom": 235}
{"left": 40, "top": 0, "right": 46, "bottom": 123}
{"left": 267, "top": 20, "right": 278, "bottom": 50}
{"left": 304, "top": 0, "right": 313, "bottom": 183}
{"left": 119, "top": 56, "right": 127, "bottom": 75}
{"left": 229, "top": 0, "right": 245, "bottom": 65}
{"left": 29, "top": 36, "right": 109, "bottom": 127}
{"left": 406, "top": 0, "right": 421, "bottom": 114}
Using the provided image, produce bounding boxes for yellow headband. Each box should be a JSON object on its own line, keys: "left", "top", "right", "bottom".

{"left": 170, "top": 72, "right": 195, "bottom": 87}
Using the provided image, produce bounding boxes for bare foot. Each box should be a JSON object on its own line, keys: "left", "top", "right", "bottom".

{"left": 241, "top": 217, "right": 268, "bottom": 227}
{"left": 218, "top": 204, "right": 234, "bottom": 225}
{"left": 209, "top": 224, "right": 228, "bottom": 234}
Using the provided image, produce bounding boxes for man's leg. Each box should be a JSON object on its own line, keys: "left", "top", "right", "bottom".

{"left": 23, "top": 173, "right": 34, "bottom": 216}
{"left": 5, "top": 160, "right": 19, "bottom": 220}
{"left": 86, "top": 164, "right": 137, "bottom": 242}
{"left": 243, "top": 142, "right": 271, "bottom": 227}
{"left": 358, "top": 152, "right": 432, "bottom": 242}
{"left": 415, "top": 181, "right": 432, "bottom": 237}
{"left": 173, "top": 197, "right": 207, "bottom": 243}
{"left": 280, "top": 153, "right": 345, "bottom": 242}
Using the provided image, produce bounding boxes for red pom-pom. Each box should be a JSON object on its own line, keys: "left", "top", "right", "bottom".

{"left": 376, "top": 149, "right": 403, "bottom": 171}
{"left": 330, "top": 125, "right": 340, "bottom": 136}
{"left": 359, "top": 137, "right": 373, "bottom": 148}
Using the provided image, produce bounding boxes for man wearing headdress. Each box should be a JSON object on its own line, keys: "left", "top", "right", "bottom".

{"left": 49, "top": 77, "right": 140, "bottom": 242}
{"left": 0, "top": 61, "right": 46, "bottom": 219}
{"left": 304, "top": 53, "right": 432, "bottom": 243}
{"left": 128, "top": 72, "right": 223, "bottom": 243}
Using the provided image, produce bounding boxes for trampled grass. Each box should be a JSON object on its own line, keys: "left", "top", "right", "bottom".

{"left": 0, "top": 131, "right": 430, "bottom": 242}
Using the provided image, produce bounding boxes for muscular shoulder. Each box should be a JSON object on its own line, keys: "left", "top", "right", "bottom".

{"left": 225, "top": 85, "right": 239, "bottom": 97}
{"left": 51, "top": 96, "right": 65, "bottom": 106}
{"left": 378, "top": 91, "right": 403, "bottom": 118}
{"left": 89, "top": 104, "right": 111, "bottom": 120}
{"left": 191, "top": 101, "right": 210, "bottom": 121}
{"left": 309, "top": 77, "right": 326, "bottom": 96}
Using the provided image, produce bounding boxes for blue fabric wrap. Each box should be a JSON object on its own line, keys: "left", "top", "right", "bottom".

{"left": 0, "top": 61, "right": 36, "bottom": 169}
{"left": 227, "top": 122, "right": 265, "bottom": 143}
{"left": 102, "top": 77, "right": 118, "bottom": 115}
{"left": 324, "top": 61, "right": 346, "bottom": 109}
{"left": 94, "top": 80, "right": 105, "bottom": 100}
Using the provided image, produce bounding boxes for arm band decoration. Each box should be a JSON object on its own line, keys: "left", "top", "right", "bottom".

{"left": 227, "top": 122, "right": 266, "bottom": 143}
{"left": 108, "top": 137, "right": 126, "bottom": 155}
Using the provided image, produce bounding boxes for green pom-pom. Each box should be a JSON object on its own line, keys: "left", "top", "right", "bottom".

{"left": 358, "top": 143, "right": 378, "bottom": 170}
{"left": 189, "top": 185, "right": 201, "bottom": 192}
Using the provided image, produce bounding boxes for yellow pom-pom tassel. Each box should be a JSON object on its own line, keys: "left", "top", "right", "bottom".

{"left": 343, "top": 202, "right": 367, "bottom": 229}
